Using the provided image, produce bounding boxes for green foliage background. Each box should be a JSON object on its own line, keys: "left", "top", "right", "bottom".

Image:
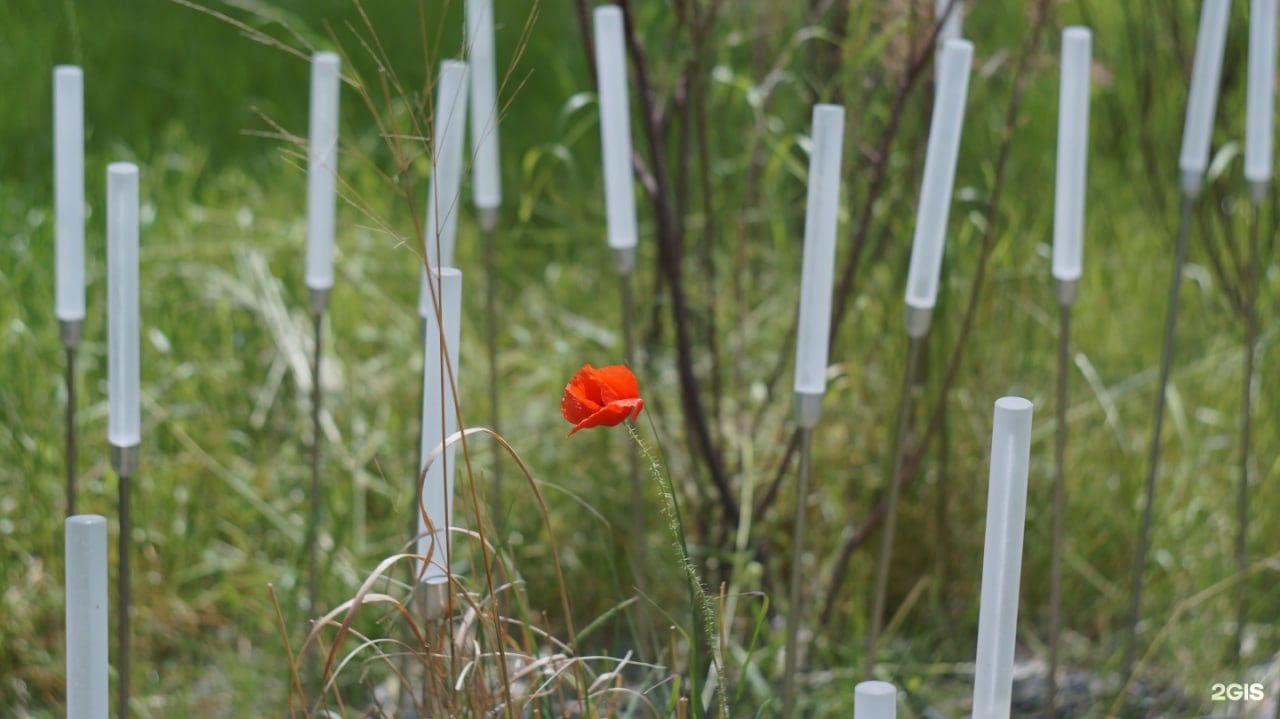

{"left": 1, "top": 0, "right": 1277, "bottom": 715}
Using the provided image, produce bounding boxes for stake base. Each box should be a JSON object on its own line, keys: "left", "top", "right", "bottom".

{"left": 1180, "top": 170, "right": 1202, "bottom": 199}
{"left": 478, "top": 206, "right": 499, "bottom": 233}
{"left": 414, "top": 578, "right": 450, "bottom": 621}
{"left": 110, "top": 444, "right": 139, "bottom": 478}
{"left": 905, "top": 305, "right": 933, "bottom": 339}
{"left": 60, "top": 319, "right": 83, "bottom": 348}
{"left": 309, "top": 288, "right": 330, "bottom": 315}
{"left": 1054, "top": 278, "right": 1078, "bottom": 307}
{"left": 613, "top": 247, "right": 636, "bottom": 276}
{"left": 794, "top": 392, "right": 824, "bottom": 430}
{"left": 1250, "top": 180, "right": 1269, "bottom": 204}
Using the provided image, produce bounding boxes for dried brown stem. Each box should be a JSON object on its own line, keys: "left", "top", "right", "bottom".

{"left": 614, "top": 0, "right": 741, "bottom": 527}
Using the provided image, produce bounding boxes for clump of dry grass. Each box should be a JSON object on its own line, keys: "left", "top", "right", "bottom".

{"left": 277, "top": 427, "right": 692, "bottom": 718}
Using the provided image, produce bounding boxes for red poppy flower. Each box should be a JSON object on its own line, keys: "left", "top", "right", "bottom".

{"left": 561, "top": 363, "right": 644, "bottom": 436}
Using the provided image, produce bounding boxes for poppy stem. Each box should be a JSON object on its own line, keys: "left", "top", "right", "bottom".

{"left": 782, "top": 426, "right": 814, "bottom": 718}
{"left": 630, "top": 418, "right": 728, "bottom": 717}
{"left": 866, "top": 334, "right": 923, "bottom": 678}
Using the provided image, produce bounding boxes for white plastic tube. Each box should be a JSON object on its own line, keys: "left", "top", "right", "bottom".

{"left": 65, "top": 515, "right": 109, "bottom": 719}
{"left": 1247, "top": 0, "right": 1276, "bottom": 192}
{"left": 1178, "top": 0, "right": 1231, "bottom": 196}
{"left": 467, "top": 0, "right": 502, "bottom": 214}
{"left": 854, "top": 680, "right": 897, "bottom": 718}
{"left": 306, "top": 52, "right": 341, "bottom": 293}
{"left": 418, "top": 268, "right": 463, "bottom": 583}
{"left": 971, "top": 396, "right": 1035, "bottom": 719}
{"left": 1052, "top": 28, "right": 1092, "bottom": 286}
{"left": 55, "top": 66, "right": 85, "bottom": 323}
{"left": 594, "top": 5, "right": 638, "bottom": 253}
{"left": 425, "top": 60, "right": 470, "bottom": 269}
{"left": 905, "top": 39, "right": 973, "bottom": 335}
{"left": 792, "top": 104, "right": 845, "bottom": 400}
{"left": 107, "top": 163, "right": 140, "bottom": 449}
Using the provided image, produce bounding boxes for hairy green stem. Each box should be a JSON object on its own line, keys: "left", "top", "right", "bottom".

{"left": 629, "top": 420, "right": 727, "bottom": 719}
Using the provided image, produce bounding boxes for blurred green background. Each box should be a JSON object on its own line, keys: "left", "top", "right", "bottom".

{"left": 1, "top": 0, "right": 1278, "bottom": 716}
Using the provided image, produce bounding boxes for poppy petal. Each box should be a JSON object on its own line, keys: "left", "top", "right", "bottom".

{"left": 567, "top": 401, "right": 637, "bottom": 436}
{"left": 561, "top": 365, "right": 603, "bottom": 424}
{"left": 593, "top": 364, "right": 640, "bottom": 403}
{"left": 561, "top": 391, "right": 598, "bottom": 425}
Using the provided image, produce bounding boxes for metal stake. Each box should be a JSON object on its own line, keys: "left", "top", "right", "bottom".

{"left": 1235, "top": 196, "right": 1262, "bottom": 660}
{"left": 307, "top": 300, "right": 325, "bottom": 620}
{"left": 1047, "top": 281, "right": 1075, "bottom": 718}
{"left": 866, "top": 334, "right": 924, "bottom": 677}
{"left": 414, "top": 578, "right": 451, "bottom": 714}
{"left": 62, "top": 320, "right": 81, "bottom": 517}
{"left": 1124, "top": 194, "right": 1194, "bottom": 676}
{"left": 306, "top": 289, "right": 328, "bottom": 697}
{"left": 782, "top": 408, "right": 818, "bottom": 719}
{"left": 481, "top": 209, "right": 502, "bottom": 533}
{"left": 111, "top": 444, "right": 138, "bottom": 719}
{"left": 616, "top": 248, "right": 645, "bottom": 595}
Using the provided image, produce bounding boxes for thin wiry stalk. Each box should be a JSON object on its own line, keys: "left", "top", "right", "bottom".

{"left": 427, "top": 427, "right": 593, "bottom": 712}
{"left": 169, "top": 0, "right": 314, "bottom": 61}
{"left": 268, "top": 584, "right": 304, "bottom": 718}
{"left": 332, "top": 6, "right": 542, "bottom": 712}
{"left": 177, "top": 5, "right": 543, "bottom": 713}
{"left": 414, "top": 270, "right": 520, "bottom": 716}
{"left": 485, "top": 222, "right": 502, "bottom": 532}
